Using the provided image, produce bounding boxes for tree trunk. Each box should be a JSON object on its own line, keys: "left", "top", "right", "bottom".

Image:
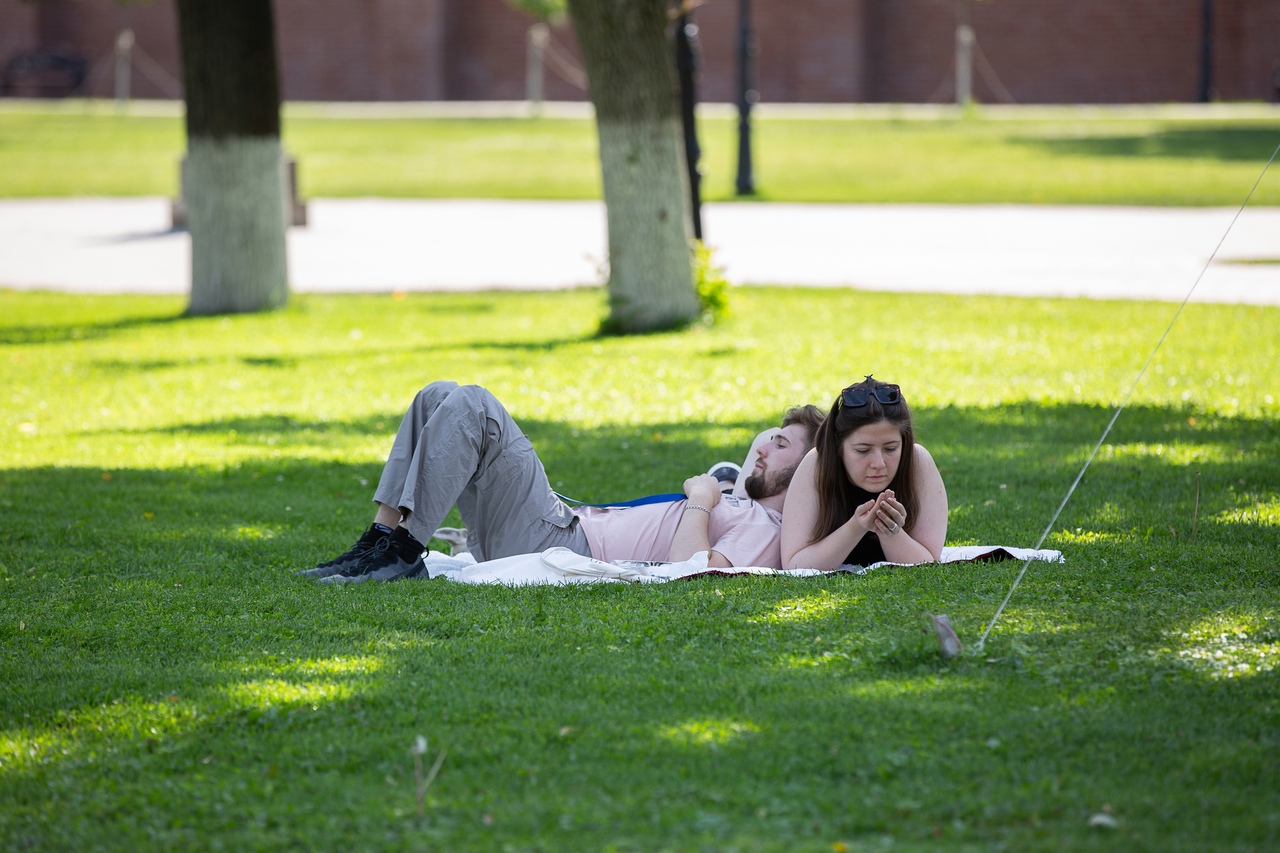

{"left": 175, "top": 0, "right": 288, "bottom": 315}
{"left": 565, "top": 0, "right": 698, "bottom": 333}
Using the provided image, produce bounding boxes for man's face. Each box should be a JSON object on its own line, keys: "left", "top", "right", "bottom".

{"left": 744, "top": 423, "right": 811, "bottom": 500}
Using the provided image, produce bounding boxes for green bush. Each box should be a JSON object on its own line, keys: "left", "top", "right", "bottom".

{"left": 693, "top": 240, "right": 730, "bottom": 323}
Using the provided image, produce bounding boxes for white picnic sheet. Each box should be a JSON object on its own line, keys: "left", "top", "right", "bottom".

{"left": 420, "top": 545, "right": 1064, "bottom": 586}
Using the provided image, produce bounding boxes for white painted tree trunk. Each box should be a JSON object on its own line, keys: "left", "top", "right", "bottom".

{"left": 566, "top": 0, "right": 699, "bottom": 333}
{"left": 596, "top": 115, "right": 698, "bottom": 329}
{"left": 185, "top": 136, "right": 289, "bottom": 315}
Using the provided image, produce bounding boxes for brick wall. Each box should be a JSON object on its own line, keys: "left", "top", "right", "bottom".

{"left": 0, "top": 0, "right": 40, "bottom": 92}
{"left": 274, "top": 0, "right": 449, "bottom": 101}
{"left": 864, "top": 0, "right": 1280, "bottom": 104}
{"left": 446, "top": 0, "right": 578, "bottom": 101}
{"left": 1224, "top": 0, "right": 1280, "bottom": 100}
{"left": 0, "top": 0, "right": 182, "bottom": 98}
{"left": 866, "top": 0, "right": 950, "bottom": 103}
{"left": 962, "top": 0, "right": 1205, "bottom": 104}
{"left": 0, "top": 0, "right": 1276, "bottom": 104}
{"left": 692, "top": 0, "right": 869, "bottom": 103}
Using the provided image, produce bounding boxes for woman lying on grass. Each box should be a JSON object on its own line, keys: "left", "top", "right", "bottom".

{"left": 781, "top": 376, "right": 948, "bottom": 570}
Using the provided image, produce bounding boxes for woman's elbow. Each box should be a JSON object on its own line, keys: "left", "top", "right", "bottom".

{"left": 780, "top": 545, "right": 804, "bottom": 571}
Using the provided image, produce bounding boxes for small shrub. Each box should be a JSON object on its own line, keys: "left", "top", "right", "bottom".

{"left": 694, "top": 240, "right": 729, "bottom": 323}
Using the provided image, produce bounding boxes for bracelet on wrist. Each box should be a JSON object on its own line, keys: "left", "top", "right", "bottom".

{"left": 685, "top": 504, "right": 712, "bottom": 515}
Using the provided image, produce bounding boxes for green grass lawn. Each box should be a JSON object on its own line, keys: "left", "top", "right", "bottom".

{"left": 2, "top": 287, "right": 1277, "bottom": 850}
{"left": 2, "top": 101, "right": 1280, "bottom": 204}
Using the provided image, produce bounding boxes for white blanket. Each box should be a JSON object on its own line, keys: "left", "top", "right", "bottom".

{"left": 420, "top": 545, "right": 1063, "bottom": 586}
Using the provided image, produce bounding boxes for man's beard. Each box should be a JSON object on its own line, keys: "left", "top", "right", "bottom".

{"left": 744, "top": 463, "right": 798, "bottom": 500}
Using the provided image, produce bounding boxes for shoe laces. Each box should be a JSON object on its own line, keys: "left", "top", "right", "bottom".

{"left": 318, "top": 530, "right": 384, "bottom": 569}
{"left": 341, "top": 535, "right": 393, "bottom": 576}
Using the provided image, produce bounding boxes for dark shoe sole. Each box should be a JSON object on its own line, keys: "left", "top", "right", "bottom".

{"left": 366, "top": 556, "right": 427, "bottom": 583}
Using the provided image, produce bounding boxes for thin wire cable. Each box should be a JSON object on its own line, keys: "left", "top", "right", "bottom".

{"left": 543, "top": 34, "right": 588, "bottom": 90}
{"left": 131, "top": 42, "right": 183, "bottom": 98}
{"left": 972, "top": 136, "right": 1280, "bottom": 656}
{"left": 973, "top": 36, "right": 1017, "bottom": 104}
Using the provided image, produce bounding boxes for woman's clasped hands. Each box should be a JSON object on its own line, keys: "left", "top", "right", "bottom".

{"left": 854, "top": 488, "right": 906, "bottom": 537}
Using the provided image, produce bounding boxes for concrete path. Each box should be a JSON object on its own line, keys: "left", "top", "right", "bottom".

{"left": 2, "top": 198, "right": 1279, "bottom": 305}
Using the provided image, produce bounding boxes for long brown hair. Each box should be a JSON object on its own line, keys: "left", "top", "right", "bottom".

{"left": 811, "top": 376, "right": 918, "bottom": 543}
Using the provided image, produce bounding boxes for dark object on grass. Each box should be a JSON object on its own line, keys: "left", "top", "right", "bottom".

{"left": 297, "top": 524, "right": 389, "bottom": 578}
{"left": 931, "top": 613, "right": 963, "bottom": 659}
{"left": 707, "top": 461, "right": 742, "bottom": 494}
{"left": 319, "top": 527, "right": 426, "bottom": 584}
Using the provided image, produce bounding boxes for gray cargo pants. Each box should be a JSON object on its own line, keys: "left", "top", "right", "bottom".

{"left": 372, "top": 381, "right": 591, "bottom": 562}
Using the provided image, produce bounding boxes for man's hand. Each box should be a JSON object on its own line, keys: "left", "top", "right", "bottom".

{"left": 668, "top": 474, "right": 728, "bottom": 566}
{"left": 682, "top": 474, "right": 724, "bottom": 510}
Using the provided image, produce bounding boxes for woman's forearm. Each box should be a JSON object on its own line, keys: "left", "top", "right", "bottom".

{"left": 785, "top": 517, "right": 867, "bottom": 570}
{"left": 879, "top": 531, "right": 937, "bottom": 564}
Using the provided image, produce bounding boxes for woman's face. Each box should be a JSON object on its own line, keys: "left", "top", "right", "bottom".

{"left": 840, "top": 419, "right": 903, "bottom": 493}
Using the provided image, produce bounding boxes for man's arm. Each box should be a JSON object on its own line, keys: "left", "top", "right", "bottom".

{"left": 666, "top": 474, "right": 733, "bottom": 568}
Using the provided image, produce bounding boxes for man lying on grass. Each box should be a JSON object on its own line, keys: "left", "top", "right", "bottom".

{"left": 301, "top": 381, "right": 825, "bottom": 583}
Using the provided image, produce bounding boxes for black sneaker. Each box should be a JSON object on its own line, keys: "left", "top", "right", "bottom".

{"left": 707, "top": 461, "right": 741, "bottom": 494}
{"left": 320, "top": 528, "right": 426, "bottom": 585}
{"left": 363, "top": 551, "right": 427, "bottom": 583}
{"left": 298, "top": 525, "right": 390, "bottom": 579}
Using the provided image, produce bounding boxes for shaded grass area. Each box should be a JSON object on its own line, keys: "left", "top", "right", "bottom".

{"left": 1, "top": 288, "right": 1278, "bottom": 851}
{"left": 1, "top": 103, "right": 1279, "bottom": 204}
{"left": 743, "top": 119, "right": 1280, "bottom": 205}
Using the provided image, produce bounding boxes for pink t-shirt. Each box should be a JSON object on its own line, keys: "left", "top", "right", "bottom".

{"left": 573, "top": 496, "right": 783, "bottom": 567}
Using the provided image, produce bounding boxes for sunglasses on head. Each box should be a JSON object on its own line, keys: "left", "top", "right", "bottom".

{"left": 840, "top": 376, "right": 902, "bottom": 408}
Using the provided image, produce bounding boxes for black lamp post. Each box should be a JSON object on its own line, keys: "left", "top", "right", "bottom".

{"left": 675, "top": 12, "right": 702, "bottom": 240}
{"left": 735, "top": 0, "right": 756, "bottom": 196}
{"left": 1198, "top": 0, "right": 1214, "bottom": 102}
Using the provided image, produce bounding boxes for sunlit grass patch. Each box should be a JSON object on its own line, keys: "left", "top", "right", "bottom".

{"left": 280, "top": 656, "right": 387, "bottom": 678}
{"left": 840, "top": 674, "right": 968, "bottom": 701}
{"left": 0, "top": 695, "right": 199, "bottom": 773}
{"left": 657, "top": 718, "right": 762, "bottom": 749}
{"left": 1214, "top": 496, "right": 1280, "bottom": 527}
{"left": 985, "top": 610, "right": 1084, "bottom": 638}
{"left": 1049, "top": 528, "right": 1123, "bottom": 545}
{"left": 223, "top": 678, "right": 356, "bottom": 708}
{"left": 1159, "top": 613, "right": 1280, "bottom": 680}
{"left": 780, "top": 651, "right": 849, "bottom": 670}
{"left": 232, "top": 525, "right": 279, "bottom": 541}
{"left": 758, "top": 592, "right": 855, "bottom": 625}
{"left": 1102, "top": 441, "right": 1241, "bottom": 465}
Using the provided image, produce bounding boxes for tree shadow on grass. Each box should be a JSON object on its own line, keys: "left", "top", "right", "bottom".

{"left": 1, "top": 539, "right": 1277, "bottom": 848}
{"left": 85, "top": 335, "right": 604, "bottom": 375}
{"left": 917, "top": 400, "right": 1278, "bottom": 547}
{"left": 26, "top": 400, "right": 1279, "bottom": 552}
{"left": 1014, "top": 125, "right": 1280, "bottom": 163}
{"left": 1, "top": 402, "right": 1277, "bottom": 845}
{"left": 0, "top": 310, "right": 187, "bottom": 346}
